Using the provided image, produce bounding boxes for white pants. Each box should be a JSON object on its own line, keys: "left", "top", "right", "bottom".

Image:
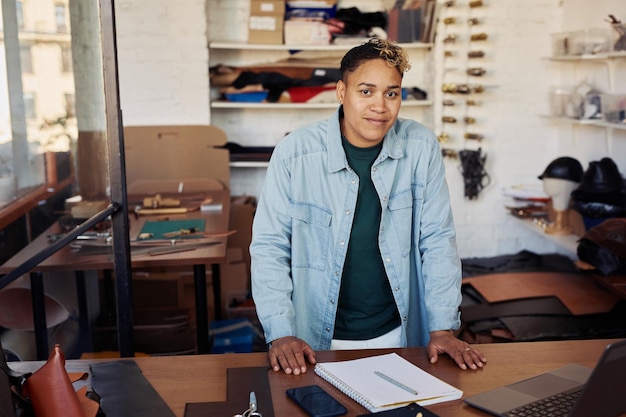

{"left": 330, "top": 326, "right": 404, "bottom": 350}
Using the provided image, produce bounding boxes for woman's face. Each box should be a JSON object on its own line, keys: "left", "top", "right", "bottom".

{"left": 336, "top": 59, "right": 403, "bottom": 148}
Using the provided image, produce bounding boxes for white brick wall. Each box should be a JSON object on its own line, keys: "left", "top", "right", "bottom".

{"left": 116, "top": 0, "right": 626, "bottom": 259}
{"left": 116, "top": 0, "right": 210, "bottom": 125}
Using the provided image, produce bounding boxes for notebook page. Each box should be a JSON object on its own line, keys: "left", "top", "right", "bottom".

{"left": 315, "top": 352, "right": 462, "bottom": 411}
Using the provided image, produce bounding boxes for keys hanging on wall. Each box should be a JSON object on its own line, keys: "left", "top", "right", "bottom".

{"left": 464, "top": 116, "right": 477, "bottom": 124}
{"left": 438, "top": 0, "right": 492, "bottom": 166}
{"left": 442, "top": 83, "right": 485, "bottom": 94}
{"left": 438, "top": 132, "right": 451, "bottom": 144}
{"left": 470, "top": 33, "right": 488, "bottom": 41}
{"left": 466, "top": 67, "right": 486, "bottom": 76}
{"left": 468, "top": 50, "right": 485, "bottom": 58}
{"left": 464, "top": 132, "right": 484, "bottom": 141}
{"left": 443, "top": 34, "right": 458, "bottom": 43}
{"left": 442, "top": 147, "right": 459, "bottom": 159}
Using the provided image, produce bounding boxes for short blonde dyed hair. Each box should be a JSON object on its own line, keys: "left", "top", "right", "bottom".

{"left": 340, "top": 38, "right": 412, "bottom": 80}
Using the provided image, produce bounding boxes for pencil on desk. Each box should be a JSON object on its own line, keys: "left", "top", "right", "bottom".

{"left": 374, "top": 371, "right": 419, "bottom": 396}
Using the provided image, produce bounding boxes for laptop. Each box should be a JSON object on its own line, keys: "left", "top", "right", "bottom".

{"left": 464, "top": 339, "right": 626, "bottom": 417}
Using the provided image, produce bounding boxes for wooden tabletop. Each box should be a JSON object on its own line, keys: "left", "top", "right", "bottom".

{"left": 0, "top": 188, "right": 231, "bottom": 273}
{"left": 9, "top": 338, "right": 620, "bottom": 417}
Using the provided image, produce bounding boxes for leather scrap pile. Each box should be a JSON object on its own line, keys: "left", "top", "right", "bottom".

{"left": 459, "top": 251, "right": 626, "bottom": 343}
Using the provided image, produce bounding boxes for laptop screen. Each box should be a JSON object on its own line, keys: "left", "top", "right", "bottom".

{"left": 569, "top": 339, "right": 626, "bottom": 417}
{"left": 464, "top": 339, "right": 626, "bottom": 417}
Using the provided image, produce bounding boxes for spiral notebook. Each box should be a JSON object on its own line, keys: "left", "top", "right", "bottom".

{"left": 314, "top": 353, "right": 462, "bottom": 413}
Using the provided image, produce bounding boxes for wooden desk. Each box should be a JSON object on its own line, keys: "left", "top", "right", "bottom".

{"left": 9, "top": 338, "right": 621, "bottom": 417}
{"left": 0, "top": 188, "right": 230, "bottom": 358}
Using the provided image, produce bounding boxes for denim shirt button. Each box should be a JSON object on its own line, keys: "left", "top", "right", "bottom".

{"left": 340, "top": 240, "right": 345, "bottom": 246}
{"left": 386, "top": 258, "right": 391, "bottom": 262}
{"left": 345, "top": 210, "right": 350, "bottom": 215}
{"left": 325, "top": 328, "right": 330, "bottom": 332}
{"left": 382, "top": 196, "right": 387, "bottom": 201}
{"left": 402, "top": 316, "right": 408, "bottom": 321}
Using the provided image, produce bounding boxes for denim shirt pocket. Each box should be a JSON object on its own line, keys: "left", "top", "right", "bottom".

{"left": 387, "top": 188, "right": 421, "bottom": 257}
{"left": 289, "top": 202, "right": 333, "bottom": 271}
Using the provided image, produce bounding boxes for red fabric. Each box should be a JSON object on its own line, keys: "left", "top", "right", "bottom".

{"left": 287, "top": 86, "right": 336, "bottom": 103}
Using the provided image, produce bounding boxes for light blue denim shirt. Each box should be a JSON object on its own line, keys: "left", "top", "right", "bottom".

{"left": 250, "top": 107, "right": 462, "bottom": 350}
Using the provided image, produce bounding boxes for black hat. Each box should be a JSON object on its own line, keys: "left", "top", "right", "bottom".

{"left": 575, "top": 157, "right": 623, "bottom": 194}
{"left": 571, "top": 158, "right": 626, "bottom": 207}
{"left": 538, "top": 156, "right": 584, "bottom": 182}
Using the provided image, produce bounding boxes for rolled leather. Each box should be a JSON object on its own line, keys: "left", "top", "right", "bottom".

{"left": 23, "top": 344, "right": 98, "bottom": 417}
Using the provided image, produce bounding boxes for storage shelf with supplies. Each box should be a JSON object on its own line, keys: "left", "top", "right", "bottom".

{"left": 209, "top": 41, "right": 433, "bottom": 51}
{"left": 211, "top": 99, "right": 433, "bottom": 109}
{"left": 539, "top": 115, "right": 626, "bottom": 130}
{"left": 543, "top": 44, "right": 626, "bottom": 155}
{"left": 208, "top": 35, "right": 436, "bottom": 198}
{"left": 514, "top": 217, "right": 579, "bottom": 259}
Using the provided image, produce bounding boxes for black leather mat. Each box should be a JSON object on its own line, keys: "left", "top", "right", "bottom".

{"left": 90, "top": 360, "right": 175, "bottom": 417}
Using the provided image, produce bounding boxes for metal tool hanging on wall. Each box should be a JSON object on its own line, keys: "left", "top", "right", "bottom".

{"left": 442, "top": 83, "right": 485, "bottom": 94}
{"left": 438, "top": 0, "right": 492, "bottom": 172}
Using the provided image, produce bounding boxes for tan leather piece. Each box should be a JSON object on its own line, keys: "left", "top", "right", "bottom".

{"left": 69, "top": 372, "right": 89, "bottom": 382}
{"left": 462, "top": 272, "right": 621, "bottom": 315}
{"left": 77, "top": 386, "right": 100, "bottom": 417}
{"left": 23, "top": 344, "right": 98, "bottom": 417}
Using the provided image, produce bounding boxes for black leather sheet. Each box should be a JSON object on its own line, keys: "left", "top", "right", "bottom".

{"left": 90, "top": 360, "right": 175, "bottom": 417}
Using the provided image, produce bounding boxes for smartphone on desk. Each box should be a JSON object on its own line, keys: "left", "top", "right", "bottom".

{"left": 286, "top": 385, "right": 347, "bottom": 417}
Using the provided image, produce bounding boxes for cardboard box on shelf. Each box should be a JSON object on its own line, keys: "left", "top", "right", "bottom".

{"left": 249, "top": 0, "right": 285, "bottom": 45}
{"left": 251, "top": 0, "right": 285, "bottom": 15}
{"left": 284, "top": 19, "right": 330, "bottom": 45}
{"left": 123, "top": 125, "right": 230, "bottom": 190}
{"left": 249, "top": 15, "right": 284, "bottom": 44}
{"left": 179, "top": 247, "right": 248, "bottom": 321}
{"left": 133, "top": 271, "right": 185, "bottom": 309}
{"left": 228, "top": 195, "right": 256, "bottom": 277}
{"left": 93, "top": 306, "right": 195, "bottom": 355}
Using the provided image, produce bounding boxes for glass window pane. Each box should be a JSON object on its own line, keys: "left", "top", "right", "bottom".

{"left": 20, "top": 44, "right": 32, "bottom": 73}
{"left": 16, "top": 1, "right": 25, "bottom": 29}
{"left": 55, "top": 4, "right": 67, "bottom": 34}
{"left": 1, "top": 0, "right": 79, "bottom": 202}
{"left": 64, "top": 93, "right": 75, "bottom": 118}
{"left": 23, "top": 92, "right": 36, "bottom": 120}
{"left": 61, "top": 45, "right": 72, "bottom": 72}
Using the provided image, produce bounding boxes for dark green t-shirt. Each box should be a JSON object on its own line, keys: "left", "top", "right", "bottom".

{"left": 333, "top": 136, "right": 401, "bottom": 340}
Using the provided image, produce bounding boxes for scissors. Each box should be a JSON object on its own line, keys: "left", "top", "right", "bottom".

{"left": 233, "top": 391, "right": 262, "bottom": 417}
